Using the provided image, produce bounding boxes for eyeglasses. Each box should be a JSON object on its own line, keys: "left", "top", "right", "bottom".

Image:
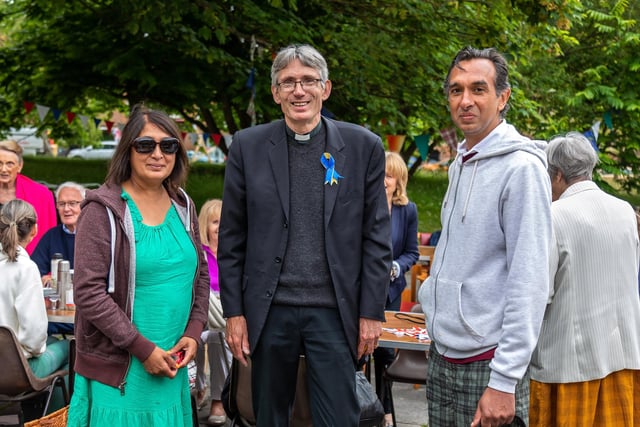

{"left": 277, "top": 78, "right": 322, "bottom": 92}
{"left": 132, "top": 137, "right": 180, "bottom": 154}
{"left": 56, "top": 201, "right": 82, "bottom": 209}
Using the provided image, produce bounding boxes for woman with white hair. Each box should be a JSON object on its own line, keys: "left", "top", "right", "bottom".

{"left": 530, "top": 132, "right": 640, "bottom": 425}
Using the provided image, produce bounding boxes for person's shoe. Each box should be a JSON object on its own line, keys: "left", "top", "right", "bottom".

{"left": 195, "top": 390, "right": 207, "bottom": 409}
{"left": 206, "top": 414, "right": 227, "bottom": 426}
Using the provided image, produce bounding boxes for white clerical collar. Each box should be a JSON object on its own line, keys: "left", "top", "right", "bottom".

{"left": 286, "top": 121, "right": 323, "bottom": 143}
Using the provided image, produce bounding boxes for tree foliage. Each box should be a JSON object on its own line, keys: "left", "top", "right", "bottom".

{"left": 0, "top": 0, "right": 637, "bottom": 189}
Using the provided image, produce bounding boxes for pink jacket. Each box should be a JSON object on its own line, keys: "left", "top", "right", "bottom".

{"left": 15, "top": 174, "right": 57, "bottom": 254}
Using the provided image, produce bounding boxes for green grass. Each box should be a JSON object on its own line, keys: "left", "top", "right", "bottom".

{"left": 407, "top": 171, "right": 448, "bottom": 233}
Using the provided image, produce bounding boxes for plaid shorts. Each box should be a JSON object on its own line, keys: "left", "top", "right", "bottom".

{"left": 426, "top": 347, "right": 529, "bottom": 427}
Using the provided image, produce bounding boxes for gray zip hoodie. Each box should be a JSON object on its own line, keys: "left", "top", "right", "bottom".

{"left": 419, "top": 121, "right": 552, "bottom": 393}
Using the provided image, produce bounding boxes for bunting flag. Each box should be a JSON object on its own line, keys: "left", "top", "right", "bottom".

{"left": 202, "top": 133, "right": 209, "bottom": 144}
{"left": 212, "top": 134, "right": 222, "bottom": 146}
{"left": 78, "top": 115, "right": 89, "bottom": 128}
{"left": 583, "top": 120, "right": 601, "bottom": 152}
{"left": 440, "top": 127, "right": 458, "bottom": 155}
{"left": 386, "top": 135, "right": 405, "bottom": 153}
{"left": 23, "top": 101, "right": 35, "bottom": 114}
{"left": 65, "top": 112, "right": 76, "bottom": 124}
{"left": 414, "top": 134, "right": 430, "bottom": 161}
{"left": 23, "top": 100, "right": 131, "bottom": 133}
{"left": 603, "top": 111, "right": 613, "bottom": 130}
{"left": 36, "top": 104, "right": 50, "bottom": 122}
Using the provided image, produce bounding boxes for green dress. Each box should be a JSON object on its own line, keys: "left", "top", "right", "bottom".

{"left": 68, "top": 192, "right": 197, "bottom": 426}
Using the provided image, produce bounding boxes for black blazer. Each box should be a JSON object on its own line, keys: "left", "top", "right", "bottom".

{"left": 218, "top": 117, "right": 392, "bottom": 360}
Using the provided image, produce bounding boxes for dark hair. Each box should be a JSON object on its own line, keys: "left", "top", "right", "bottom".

{"left": 105, "top": 104, "right": 189, "bottom": 190}
{"left": 0, "top": 199, "right": 37, "bottom": 262}
{"left": 444, "top": 46, "right": 511, "bottom": 118}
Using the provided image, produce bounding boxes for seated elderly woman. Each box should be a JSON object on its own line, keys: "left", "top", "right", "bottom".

{"left": 32, "top": 181, "right": 87, "bottom": 279}
{"left": 0, "top": 140, "right": 57, "bottom": 254}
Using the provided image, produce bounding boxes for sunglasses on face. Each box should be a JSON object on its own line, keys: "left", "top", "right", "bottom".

{"left": 132, "top": 136, "right": 180, "bottom": 154}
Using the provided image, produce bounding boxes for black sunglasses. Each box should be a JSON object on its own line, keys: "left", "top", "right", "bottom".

{"left": 132, "top": 136, "right": 180, "bottom": 154}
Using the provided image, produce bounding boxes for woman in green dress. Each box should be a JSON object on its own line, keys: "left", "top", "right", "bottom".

{"left": 67, "top": 105, "right": 210, "bottom": 426}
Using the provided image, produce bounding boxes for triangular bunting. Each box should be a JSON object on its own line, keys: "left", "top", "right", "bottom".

{"left": 414, "top": 134, "right": 430, "bottom": 161}
{"left": 36, "top": 105, "right": 50, "bottom": 122}
{"left": 104, "top": 120, "right": 114, "bottom": 133}
{"left": 52, "top": 109, "right": 62, "bottom": 121}
{"left": 603, "top": 111, "right": 613, "bottom": 130}
{"left": 66, "top": 112, "right": 76, "bottom": 124}
{"left": 93, "top": 118, "right": 102, "bottom": 128}
{"left": 386, "top": 135, "right": 405, "bottom": 153}
{"left": 440, "top": 127, "right": 458, "bottom": 155}
{"left": 78, "top": 115, "right": 89, "bottom": 128}
{"left": 23, "top": 101, "right": 35, "bottom": 114}
{"left": 212, "top": 134, "right": 222, "bottom": 146}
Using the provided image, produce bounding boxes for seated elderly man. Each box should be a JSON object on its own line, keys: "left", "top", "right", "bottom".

{"left": 32, "top": 181, "right": 86, "bottom": 278}
{"left": 32, "top": 181, "right": 86, "bottom": 335}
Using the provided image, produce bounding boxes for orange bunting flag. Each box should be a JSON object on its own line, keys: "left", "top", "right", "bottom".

{"left": 386, "top": 135, "right": 406, "bottom": 153}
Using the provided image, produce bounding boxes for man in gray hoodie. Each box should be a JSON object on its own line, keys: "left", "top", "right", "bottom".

{"left": 419, "top": 47, "right": 551, "bottom": 427}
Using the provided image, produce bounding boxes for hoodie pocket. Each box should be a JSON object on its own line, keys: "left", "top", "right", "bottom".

{"left": 433, "top": 278, "right": 484, "bottom": 345}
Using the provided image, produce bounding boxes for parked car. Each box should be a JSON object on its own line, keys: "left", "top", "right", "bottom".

{"left": 68, "top": 141, "right": 117, "bottom": 160}
{"left": 4, "top": 127, "right": 48, "bottom": 156}
{"left": 187, "top": 147, "right": 225, "bottom": 164}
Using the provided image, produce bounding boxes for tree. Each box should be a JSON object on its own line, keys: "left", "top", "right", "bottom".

{"left": 0, "top": 0, "right": 637, "bottom": 191}
{"left": 0, "top": 1, "right": 561, "bottom": 149}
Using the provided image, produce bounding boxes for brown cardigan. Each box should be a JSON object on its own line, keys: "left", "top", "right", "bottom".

{"left": 72, "top": 183, "right": 209, "bottom": 391}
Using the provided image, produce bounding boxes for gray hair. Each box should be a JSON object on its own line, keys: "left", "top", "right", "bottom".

{"left": 546, "top": 131, "right": 599, "bottom": 182}
{"left": 270, "top": 44, "right": 329, "bottom": 87}
{"left": 55, "top": 181, "right": 87, "bottom": 200}
{"left": 444, "top": 46, "right": 511, "bottom": 119}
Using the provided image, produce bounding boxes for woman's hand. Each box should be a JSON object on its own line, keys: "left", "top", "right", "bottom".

{"left": 142, "top": 346, "right": 180, "bottom": 378}
{"left": 167, "top": 336, "right": 198, "bottom": 369}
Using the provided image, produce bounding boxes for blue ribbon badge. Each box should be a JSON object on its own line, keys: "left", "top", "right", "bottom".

{"left": 321, "top": 152, "right": 343, "bottom": 186}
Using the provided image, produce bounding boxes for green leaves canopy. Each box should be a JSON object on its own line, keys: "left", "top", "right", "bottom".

{"left": 0, "top": 0, "right": 638, "bottom": 189}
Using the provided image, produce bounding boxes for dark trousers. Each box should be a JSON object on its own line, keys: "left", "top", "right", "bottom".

{"left": 252, "top": 305, "right": 359, "bottom": 427}
{"left": 373, "top": 291, "right": 401, "bottom": 414}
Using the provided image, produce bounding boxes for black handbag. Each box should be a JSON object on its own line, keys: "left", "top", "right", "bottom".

{"left": 356, "top": 370, "right": 385, "bottom": 427}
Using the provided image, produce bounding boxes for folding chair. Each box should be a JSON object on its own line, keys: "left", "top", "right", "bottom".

{"left": 0, "top": 326, "right": 69, "bottom": 422}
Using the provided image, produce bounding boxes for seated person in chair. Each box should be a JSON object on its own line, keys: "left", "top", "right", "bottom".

{"left": 0, "top": 199, "right": 69, "bottom": 378}
{"left": 32, "top": 182, "right": 86, "bottom": 335}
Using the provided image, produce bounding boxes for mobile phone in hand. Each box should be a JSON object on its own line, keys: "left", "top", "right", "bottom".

{"left": 172, "top": 350, "right": 185, "bottom": 365}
